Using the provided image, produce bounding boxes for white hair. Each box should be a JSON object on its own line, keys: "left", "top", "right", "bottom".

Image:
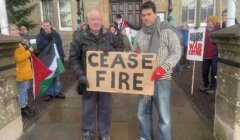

{"left": 86, "top": 9, "right": 101, "bottom": 24}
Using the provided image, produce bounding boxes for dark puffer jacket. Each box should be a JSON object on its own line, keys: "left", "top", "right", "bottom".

{"left": 36, "top": 28, "right": 65, "bottom": 60}
{"left": 69, "top": 26, "right": 123, "bottom": 95}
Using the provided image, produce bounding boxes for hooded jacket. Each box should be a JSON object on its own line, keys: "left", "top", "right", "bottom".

{"left": 14, "top": 43, "right": 33, "bottom": 81}
{"left": 36, "top": 28, "right": 65, "bottom": 60}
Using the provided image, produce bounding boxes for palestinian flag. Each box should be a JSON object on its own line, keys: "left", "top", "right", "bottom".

{"left": 31, "top": 55, "right": 51, "bottom": 98}
{"left": 32, "top": 42, "right": 65, "bottom": 97}
{"left": 125, "top": 27, "right": 138, "bottom": 48}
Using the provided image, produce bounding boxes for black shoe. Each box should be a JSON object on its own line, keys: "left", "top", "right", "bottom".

{"left": 25, "top": 105, "right": 36, "bottom": 115}
{"left": 55, "top": 93, "right": 66, "bottom": 99}
{"left": 21, "top": 107, "right": 35, "bottom": 117}
{"left": 44, "top": 95, "right": 53, "bottom": 102}
{"left": 199, "top": 86, "right": 208, "bottom": 92}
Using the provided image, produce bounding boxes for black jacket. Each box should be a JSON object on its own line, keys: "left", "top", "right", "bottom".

{"left": 69, "top": 26, "right": 123, "bottom": 94}
{"left": 36, "top": 28, "right": 65, "bottom": 60}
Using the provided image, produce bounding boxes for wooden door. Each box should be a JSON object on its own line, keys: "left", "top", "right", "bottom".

{"left": 109, "top": 0, "right": 142, "bottom": 27}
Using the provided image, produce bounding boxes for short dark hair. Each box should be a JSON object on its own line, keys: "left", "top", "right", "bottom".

{"left": 42, "top": 19, "right": 52, "bottom": 25}
{"left": 141, "top": 1, "right": 156, "bottom": 13}
{"left": 116, "top": 14, "right": 122, "bottom": 19}
{"left": 222, "top": 9, "right": 227, "bottom": 16}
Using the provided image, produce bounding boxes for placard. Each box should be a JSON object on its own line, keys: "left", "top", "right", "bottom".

{"left": 187, "top": 27, "right": 206, "bottom": 61}
{"left": 86, "top": 51, "right": 156, "bottom": 95}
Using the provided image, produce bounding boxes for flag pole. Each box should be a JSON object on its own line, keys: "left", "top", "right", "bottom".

{"left": 190, "top": 0, "right": 201, "bottom": 95}
{"left": 191, "top": 61, "right": 196, "bottom": 94}
{"left": 31, "top": 55, "right": 36, "bottom": 99}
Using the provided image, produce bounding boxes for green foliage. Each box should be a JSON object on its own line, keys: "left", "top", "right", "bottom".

{"left": 6, "top": 0, "right": 38, "bottom": 29}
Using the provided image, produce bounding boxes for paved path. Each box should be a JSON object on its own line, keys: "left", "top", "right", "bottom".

{"left": 21, "top": 81, "right": 215, "bottom": 140}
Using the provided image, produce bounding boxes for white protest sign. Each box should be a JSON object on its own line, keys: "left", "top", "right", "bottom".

{"left": 187, "top": 27, "right": 206, "bottom": 61}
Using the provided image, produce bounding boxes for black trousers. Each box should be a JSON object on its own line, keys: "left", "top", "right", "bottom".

{"left": 201, "top": 58, "right": 217, "bottom": 90}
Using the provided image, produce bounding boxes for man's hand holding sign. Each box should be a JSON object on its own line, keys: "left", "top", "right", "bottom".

{"left": 86, "top": 51, "right": 156, "bottom": 95}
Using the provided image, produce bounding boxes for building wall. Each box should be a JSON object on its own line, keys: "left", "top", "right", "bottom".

{"left": 0, "top": 38, "right": 23, "bottom": 140}
{"left": 26, "top": 0, "right": 238, "bottom": 59}
{"left": 153, "top": 0, "right": 182, "bottom": 26}
{"left": 83, "top": 0, "right": 110, "bottom": 28}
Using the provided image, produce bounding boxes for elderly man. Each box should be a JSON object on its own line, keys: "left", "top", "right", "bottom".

{"left": 133, "top": 1, "right": 181, "bottom": 140}
{"left": 69, "top": 10, "right": 123, "bottom": 140}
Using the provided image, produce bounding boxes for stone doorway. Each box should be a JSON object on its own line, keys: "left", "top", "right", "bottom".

{"left": 109, "top": 0, "right": 142, "bottom": 27}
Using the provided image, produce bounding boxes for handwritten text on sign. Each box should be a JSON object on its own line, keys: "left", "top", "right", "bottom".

{"left": 187, "top": 27, "right": 206, "bottom": 61}
{"left": 86, "top": 51, "right": 156, "bottom": 95}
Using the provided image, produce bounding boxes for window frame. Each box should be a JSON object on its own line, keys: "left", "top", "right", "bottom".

{"left": 182, "top": 0, "right": 216, "bottom": 27}
{"left": 40, "top": 0, "right": 55, "bottom": 27}
{"left": 57, "top": 0, "right": 73, "bottom": 31}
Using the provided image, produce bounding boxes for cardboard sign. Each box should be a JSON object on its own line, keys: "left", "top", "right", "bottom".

{"left": 86, "top": 51, "right": 156, "bottom": 95}
{"left": 187, "top": 27, "right": 206, "bottom": 61}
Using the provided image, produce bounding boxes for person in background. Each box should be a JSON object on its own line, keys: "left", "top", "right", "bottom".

{"left": 177, "top": 22, "right": 190, "bottom": 69}
{"left": 10, "top": 24, "right": 35, "bottom": 117}
{"left": 119, "top": 28, "right": 131, "bottom": 52}
{"left": 133, "top": 1, "right": 181, "bottom": 140}
{"left": 221, "top": 9, "right": 239, "bottom": 28}
{"left": 199, "top": 16, "right": 220, "bottom": 94}
{"left": 69, "top": 10, "right": 123, "bottom": 140}
{"left": 109, "top": 24, "right": 117, "bottom": 35}
{"left": 109, "top": 24, "right": 124, "bottom": 50}
{"left": 114, "top": 14, "right": 128, "bottom": 32}
{"left": 36, "top": 20, "right": 66, "bottom": 101}
{"left": 19, "top": 25, "right": 30, "bottom": 46}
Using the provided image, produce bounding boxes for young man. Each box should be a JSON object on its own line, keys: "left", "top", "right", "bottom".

{"left": 221, "top": 9, "right": 239, "bottom": 28}
{"left": 36, "top": 20, "right": 65, "bottom": 101}
{"left": 69, "top": 10, "right": 123, "bottom": 140}
{"left": 133, "top": 1, "right": 181, "bottom": 140}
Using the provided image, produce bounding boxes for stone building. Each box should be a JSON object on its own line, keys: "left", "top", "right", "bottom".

{"left": 26, "top": 0, "right": 239, "bottom": 58}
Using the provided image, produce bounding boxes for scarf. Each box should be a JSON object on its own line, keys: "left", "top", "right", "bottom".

{"left": 142, "top": 17, "right": 174, "bottom": 53}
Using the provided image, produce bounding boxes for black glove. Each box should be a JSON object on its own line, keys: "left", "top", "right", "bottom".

{"left": 78, "top": 75, "right": 89, "bottom": 88}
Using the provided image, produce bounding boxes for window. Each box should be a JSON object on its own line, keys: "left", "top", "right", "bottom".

{"left": 41, "top": 0, "right": 55, "bottom": 26}
{"left": 182, "top": 0, "right": 215, "bottom": 26}
{"left": 58, "top": 0, "right": 73, "bottom": 31}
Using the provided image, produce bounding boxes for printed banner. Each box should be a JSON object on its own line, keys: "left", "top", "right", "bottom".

{"left": 86, "top": 51, "right": 156, "bottom": 95}
{"left": 187, "top": 27, "right": 206, "bottom": 61}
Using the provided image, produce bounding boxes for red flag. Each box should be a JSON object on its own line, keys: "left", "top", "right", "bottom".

{"left": 31, "top": 54, "right": 52, "bottom": 98}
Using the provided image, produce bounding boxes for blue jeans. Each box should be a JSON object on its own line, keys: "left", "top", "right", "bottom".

{"left": 47, "top": 76, "right": 61, "bottom": 96}
{"left": 138, "top": 80, "right": 171, "bottom": 140}
{"left": 82, "top": 92, "right": 111, "bottom": 138}
{"left": 17, "top": 80, "right": 30, "bottom": 108}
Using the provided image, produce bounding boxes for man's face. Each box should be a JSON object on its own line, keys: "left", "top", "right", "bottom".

{"left": 42, "top": 22, "right": 52, "bottom": 33}
{"left": 88, "top": 11, "right": 102, "bottom": 34}
{"left": 222, "top": 12, "right": 227, "bottom": 22}
{"left": 141, "top": 8, "right": 157, "bottom": 27}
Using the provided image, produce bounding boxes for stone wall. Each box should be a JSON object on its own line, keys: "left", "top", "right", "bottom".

{"left": 0, "top": 35, "right": 23, "bottom": 140}
{"left": 211, "top": 25, "right": 240, "bottom": 140}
